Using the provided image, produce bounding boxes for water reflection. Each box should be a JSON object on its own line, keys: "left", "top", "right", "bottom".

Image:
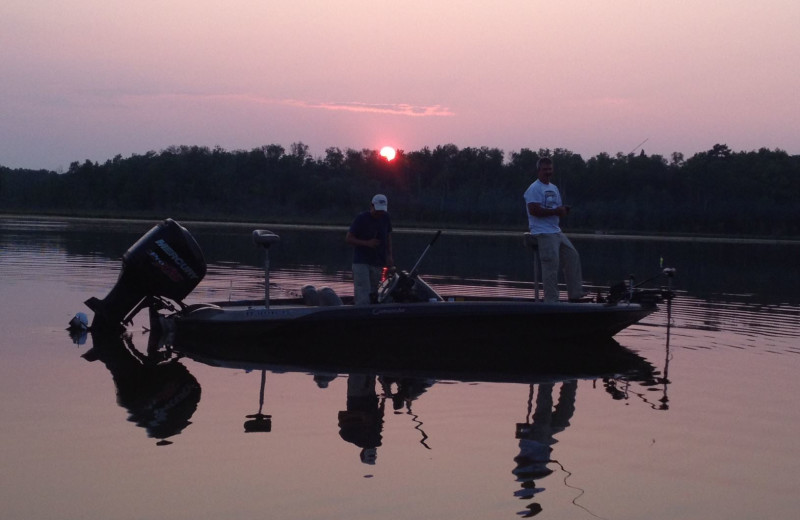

{"left": 336, "top": 374, "right": 436, "bottom": 465}
{"left": 165, "top": 328, "right": 661, "bottom": 384}
{"left": 381, "top": 376, "right": 435, "bottom": 449}
{"left": 338, "top": 374, "right": 384, "bottom": 464}
{"left": 202, "top": 357, "right": 666, "bottom": 517}
{"left": 80, "top": 331, "right": 201, "bottom": 445}
{"left": 605, "top": 304, "right": 671, "bottom": 411}
{"left": 244, "top": 370, "right": 272, "bottom": 433}
{"left": 513, "top": 381, "right": 576, "bottom": 516}
{"left": 70, "top": 325, "right": 673, "bottom": 516}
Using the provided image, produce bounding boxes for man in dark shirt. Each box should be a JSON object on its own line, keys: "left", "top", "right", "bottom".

{"left": 345, "top": 194, "right": 393, "bottom": 304}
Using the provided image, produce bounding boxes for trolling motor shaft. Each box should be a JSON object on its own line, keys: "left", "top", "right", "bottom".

{"left": 253, "top": 229, "right": 281, "bottom": 309}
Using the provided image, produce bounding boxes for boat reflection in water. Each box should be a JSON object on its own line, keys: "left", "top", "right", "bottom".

{"left": 72, "top": 325, "right": 669, "bottom": 516}
{"left": 165, "top": 325, "right": 661, "bottom": 383}
{"left": 168, "top": 331, "right": 668, "bottom": 517}
{"left": 78, "top": 330, "right": 202, "bottom": 446}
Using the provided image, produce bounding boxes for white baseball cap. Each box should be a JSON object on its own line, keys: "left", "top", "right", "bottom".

{"left": 371, "top": 194, "right": 388, "bottom": 211}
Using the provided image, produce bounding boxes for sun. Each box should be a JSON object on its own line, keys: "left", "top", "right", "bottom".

{"left": 379, "top": 146, "right": 396, "bottom": 161}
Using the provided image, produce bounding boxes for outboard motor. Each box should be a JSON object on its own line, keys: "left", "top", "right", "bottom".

{"left": 85, "top": 218, "right": 206, "bottom": 330}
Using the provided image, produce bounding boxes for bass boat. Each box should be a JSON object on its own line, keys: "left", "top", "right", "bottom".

{"left": 70, "top": 219, "right": 674, "bottom": 365}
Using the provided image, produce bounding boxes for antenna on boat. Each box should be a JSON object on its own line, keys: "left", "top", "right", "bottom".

{"left": 252, "top": 230, "right": 281, "bottom": 309}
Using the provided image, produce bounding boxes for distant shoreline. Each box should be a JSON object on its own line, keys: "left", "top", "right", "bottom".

{"left": 2, "top": 213, "right": 798, "bottom": 246}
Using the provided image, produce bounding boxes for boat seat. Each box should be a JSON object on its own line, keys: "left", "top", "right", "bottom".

{"left": 301, "top": 285, "right": 343, "bottom": 306}
{"left": 523, "top": 232, "right": 542, "bottom": 301}
{"left": 522, "top": 232, "right": 538, "bottom": 251}
{"left": 301, "top": 285, "right": 320, "bottom": 306}
{"left": 318, "top": 287, "right": 343, "bottom": 306}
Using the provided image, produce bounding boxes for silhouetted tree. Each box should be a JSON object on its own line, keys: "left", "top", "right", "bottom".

{"left": 1, "top": 143, "right": 797, "bottom": 237}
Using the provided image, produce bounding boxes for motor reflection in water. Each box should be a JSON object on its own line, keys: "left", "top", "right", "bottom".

{"left": 78, "top": 331, "right": 201, "bottom": 446}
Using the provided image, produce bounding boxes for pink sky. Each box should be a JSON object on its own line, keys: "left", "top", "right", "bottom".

{"left": 2, "top": 0, "right": 799, "bottom": 171}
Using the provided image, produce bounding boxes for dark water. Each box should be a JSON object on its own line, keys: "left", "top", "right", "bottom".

{"left": 1, "top": 216, "right": 799, "bottom": 520}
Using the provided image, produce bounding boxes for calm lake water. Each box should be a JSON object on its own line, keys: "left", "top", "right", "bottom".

{"left": 1, "top": 216, "right": 799, "bottom": 520}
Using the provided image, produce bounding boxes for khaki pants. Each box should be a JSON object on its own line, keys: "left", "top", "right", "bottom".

{"left": 352, "top": 263, "right": 381, "bottom": 305}
{"left": 534, "top": 233, "right": 584, "bottom": 302}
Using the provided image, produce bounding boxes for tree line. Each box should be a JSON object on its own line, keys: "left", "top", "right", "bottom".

{"left": 1, "top": 142, "right": 798, "bottom": 238}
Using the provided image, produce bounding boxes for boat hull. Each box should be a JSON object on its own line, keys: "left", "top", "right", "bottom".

{"left": 165, "top": 300, "right": 656, "bottom": 340}
{"left": 159, "top": 299, "right": 658, "bottom": 375}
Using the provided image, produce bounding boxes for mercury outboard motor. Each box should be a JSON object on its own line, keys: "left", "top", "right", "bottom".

{"left": 84, "top": 218, "right": 206, "bottom": 330}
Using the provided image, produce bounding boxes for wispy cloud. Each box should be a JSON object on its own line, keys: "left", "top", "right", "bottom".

{"left": 123, "top": 92, "right": 455, "bottom": 117}
{"left": 282, "top": 99, "right": 455, "bottom": 117}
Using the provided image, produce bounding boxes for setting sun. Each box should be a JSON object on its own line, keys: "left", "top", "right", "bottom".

{"left": 380, "top": 146, "right": 396, "bottom": 161}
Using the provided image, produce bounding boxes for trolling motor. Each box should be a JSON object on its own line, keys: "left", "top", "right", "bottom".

{"left": 607, "top": 267, "right": 676, "bottom": 305}
{"left": 78, "top": 218, "right": 207, "bottom": 332}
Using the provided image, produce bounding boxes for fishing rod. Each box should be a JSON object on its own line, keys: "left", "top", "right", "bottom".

{"left": 409, "top": 230, "right": 442, "bottom": 278}
{"left": 629, "top": 138, "right": 649, "bottom": 155}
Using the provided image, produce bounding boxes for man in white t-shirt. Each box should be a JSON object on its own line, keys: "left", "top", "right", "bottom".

{"left": 523, "top": 157, "right": 585, "bottom": 303}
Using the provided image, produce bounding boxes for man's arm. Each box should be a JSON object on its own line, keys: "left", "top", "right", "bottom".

{"left": 346, "top": 231, "right": 380, "bottom": 248}
{"left": 528, "top": 202, "right": 568, "bottom": 218}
